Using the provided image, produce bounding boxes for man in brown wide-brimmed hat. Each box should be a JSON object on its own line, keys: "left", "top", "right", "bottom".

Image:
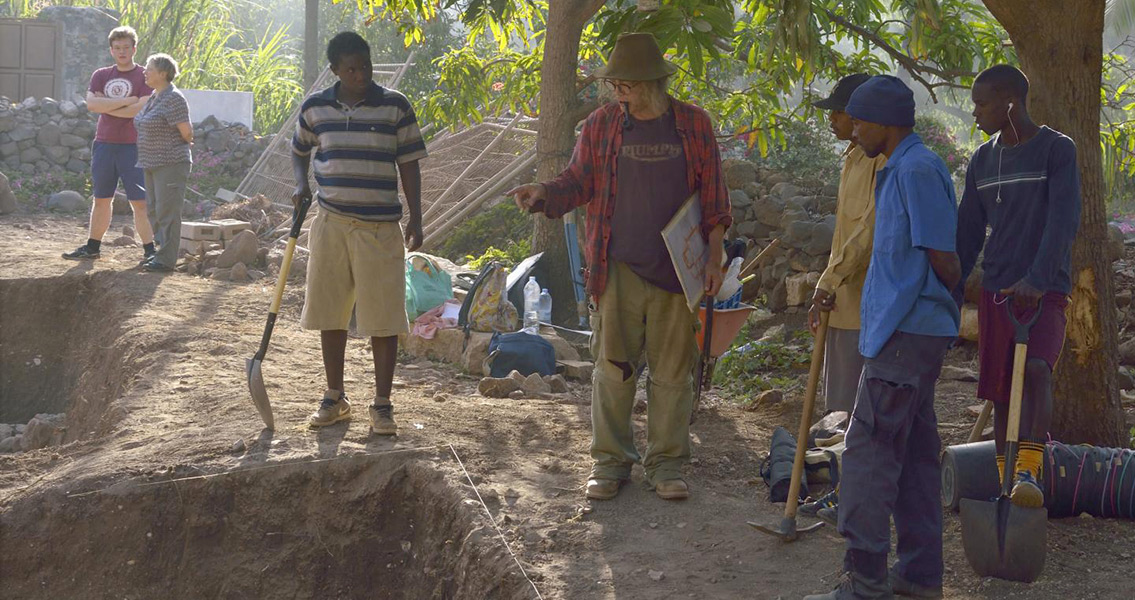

{"left": 508, "top": 33, "right": 732, "bottom": 502}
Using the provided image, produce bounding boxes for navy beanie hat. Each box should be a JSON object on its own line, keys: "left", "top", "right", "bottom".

{"left": 845, "top": 75, "right": 915, "bottom": 127}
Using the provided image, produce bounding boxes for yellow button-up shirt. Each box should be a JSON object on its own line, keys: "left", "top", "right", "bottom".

{"left": 816, "top": 143, "right": 888, "bottom": 330}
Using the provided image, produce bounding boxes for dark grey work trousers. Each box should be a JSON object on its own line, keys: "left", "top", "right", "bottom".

{"left": 837, "top": 331, "right": 952, "bottom": 587}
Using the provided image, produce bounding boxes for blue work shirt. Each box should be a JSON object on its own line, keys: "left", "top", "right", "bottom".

{"left": 859, "top": 133, "right": 960, "bottom": 358}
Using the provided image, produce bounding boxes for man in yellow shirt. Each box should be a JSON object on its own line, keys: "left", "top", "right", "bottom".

{"left": 802, "top": 73, "right": 888, "bottom": 524}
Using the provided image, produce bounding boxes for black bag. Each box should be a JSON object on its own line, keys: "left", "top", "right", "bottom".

{"left": 759, "top": 426, "right": 840, "bottom": 503}
{"left": 485, "top": 331, "right": 556, "bottom": 378}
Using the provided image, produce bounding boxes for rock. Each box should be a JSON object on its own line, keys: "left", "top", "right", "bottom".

{"left": 0, "top": 435, "right": 20, "bottom": 453}
{"left": 1108, "top": 224, "right": 1125, "bottom": 262}
{"left": 0, "top": 141, "right": 17, "bottom": 158}
{"left": 37, "top": 123, "right": 61, "bottom": 146}
{"left": 546, "top": 374, "right": 569, "bottom": 393}
{"left": 810, "top": 411, "right": 849, "bottom": 438}
{"left": 768, "top": 278, "right": 788, "bottom": 312}
{"left": 522, "top": 373, "right": 552, "bottom": 395}
{"left": 560, "top": 360, "right": 593, "bottom": 381}
{"left": 8, "top": 125, "right": 36, "bottom": 142}
{"left": 746, "top": 389, "right": 783, "bottom": 410}
{"left": 20, "top": 414, "right": 64, "bottom": 451}
{"left": 0, "top": 171, "right": 15, "bottom": 214}
{"left": 508, "top": 390, "right": 527, "bottom": 399}
{"left": 728, "top": 188, "right": 752, "bottom": 209}
{"left": 769, "top": 182, "right": 801, "bottom": 202}
{"left": 112, "top": 193, "right": 131, "bottom": 215}
{"left": 959, "top": 303, "right": 979, "bottom": 342}
{"left": 752, "top": 195, "right": 786, "bottom": 228}
{"left": 229, "top": 262, "right": 249, "bottom": 282}
{"left": 723, "top": 159, "right": 758, "bottom": 189}
{"left": 215, "top": 229, "right": 258, "bottom": 269}
{"left": 19, "top": 147, "right": 42, "bottom": 163}
{"left": 110, "top": 235, "right": 136, "bottom": 247}
{"left": 785, "top": 272, "right": 821, "bottom": 307}
{"left": 47, "top": 190, "right": 87, "bottom": 212}
{"left": 742, "top": 181, "right": 762, "bottom": 198}
{"left": 541, "top": 331, "right": 581, "bottom": 361}
{"left": 940, "top": 366, "right": 978, "bottom": 382}
{"left": 1117, "top": 290, "right": 1132, "bottom": 308}
{"left": 478, "top": 376, "right": 520, "bottom": 398}
{"left": 40, "top": 97, "right": 59, "bottom": 115}
{"left": 0, "top": 423, "right": 12, "bottom": 440}
{"left": 821, "top": 183, "right": 839, "bottom": 197}
{"left": 122, "top": 225, "right": 134, "bottom": 238}
{"left": 507, "top": 370, "right": 526, "bottom": 385}
{"left": 59, "top": 133, "right": 87, "bottom": 148}
{"left": 60, "top": 100, "right": 80, "bottom": 117}
{"left": 1118, "top": 369, "right": 1134, "bottom": 391}
{"left": 210, "top": 267, "right": 232, "bottom": 281}
{"left": 648, "top": 570, "right": 665, "bottom": 582}
{"left": 231, "top": 438, "right": 246, "bottom": 453}
{"left": 1119, "top": 338, "right": 1135, "bottom": 367}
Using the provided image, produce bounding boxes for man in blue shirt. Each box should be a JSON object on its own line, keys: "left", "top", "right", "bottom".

{"left": 806, "top": 76, "right": 961, "bottom": 600}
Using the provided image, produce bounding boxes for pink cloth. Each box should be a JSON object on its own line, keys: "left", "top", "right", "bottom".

{"left": 411, "top": 300, "right": 461, "bottom": 340}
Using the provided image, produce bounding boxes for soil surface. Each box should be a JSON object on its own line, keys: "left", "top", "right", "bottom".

{"left": 1, "top": 214, "right": 1133, "bottom": 599}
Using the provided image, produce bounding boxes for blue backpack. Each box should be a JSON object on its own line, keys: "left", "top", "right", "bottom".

{"left": 486, "top": 331, "right": 556, "bottom": 378}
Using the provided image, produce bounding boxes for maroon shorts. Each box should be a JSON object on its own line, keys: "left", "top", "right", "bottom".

{"left": 977, "top": 289, "right": 1068, "bottom": 405}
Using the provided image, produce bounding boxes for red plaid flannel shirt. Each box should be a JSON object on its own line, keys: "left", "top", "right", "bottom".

{"left": 531, "top": 99, "right": 732, "bottom": 299}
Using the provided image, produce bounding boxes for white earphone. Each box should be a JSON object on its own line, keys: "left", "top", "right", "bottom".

{"left": 995, "top": 101, "right": 1020, "bottom": 205}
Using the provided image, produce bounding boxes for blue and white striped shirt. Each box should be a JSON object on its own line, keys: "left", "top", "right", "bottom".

{"left": 292, "top": 81, "right": 427, "bottom": 222}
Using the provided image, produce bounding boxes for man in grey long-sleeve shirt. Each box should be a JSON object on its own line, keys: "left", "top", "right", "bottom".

{"left": 956, "top": 64, "right": 1081, "bottom": 509}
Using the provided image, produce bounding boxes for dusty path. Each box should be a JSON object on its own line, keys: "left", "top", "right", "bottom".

{"left": 0, "top": 214, "right": 1132, "bottom": 599}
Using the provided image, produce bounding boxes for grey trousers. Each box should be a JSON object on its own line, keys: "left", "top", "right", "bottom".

{"left": 144, "top": 162, "right": 190, "bottom": 269}
{"left": 837, "top": 331, "right": 951, "bottom": 587}
{"left": 823, "top": 326, "right": 864, "bottom": 413}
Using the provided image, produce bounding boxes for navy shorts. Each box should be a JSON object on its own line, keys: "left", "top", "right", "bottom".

{"left": 91, "top": 141, "right": 146, "bottom": 200}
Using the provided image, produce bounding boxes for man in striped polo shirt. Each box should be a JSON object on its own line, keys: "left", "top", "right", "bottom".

{"left": 291, "top": 31, "right": 427, "bottom": 435}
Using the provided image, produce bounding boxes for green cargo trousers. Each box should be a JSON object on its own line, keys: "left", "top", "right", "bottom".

{"left": 589, "top": 261, "right": 699, "bottom": 485}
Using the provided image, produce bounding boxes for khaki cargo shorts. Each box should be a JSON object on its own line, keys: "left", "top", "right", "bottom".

{"left": 300, "top": 210, "right": 409, "bottom": 337}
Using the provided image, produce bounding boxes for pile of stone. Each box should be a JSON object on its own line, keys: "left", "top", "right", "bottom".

{"left": 0, "top": 95, "right": 270, "bottom": 182}
{"left": 478, "top": 370, "right": 571, "bottom": 399}
{"left": 181, "top": 229, "right": 271, "bottom": 282}
{"left": 0, "top": 413, "right": 65, "bottom": 453}
{"left": 721, "top": 159, "right": 838, "bottom": 312}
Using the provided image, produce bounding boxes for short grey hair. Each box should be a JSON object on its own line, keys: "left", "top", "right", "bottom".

{"left": 146, "top": 53, "right": 179, "bottom": 83}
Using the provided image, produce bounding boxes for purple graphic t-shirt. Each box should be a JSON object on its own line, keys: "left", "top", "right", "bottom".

{"left": 88, "top": 64, "right": 152, "bottom": 144}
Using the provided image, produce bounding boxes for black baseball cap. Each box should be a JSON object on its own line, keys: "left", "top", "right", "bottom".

{"left": 812, "top": 73, "right": 872, "bottom": 111}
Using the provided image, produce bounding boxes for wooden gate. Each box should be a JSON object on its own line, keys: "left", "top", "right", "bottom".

{"left": 0, "top": 19, "right": 63, "bottom": 101}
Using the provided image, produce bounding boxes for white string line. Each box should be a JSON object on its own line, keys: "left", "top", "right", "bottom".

{"left": 63, "top": 445, "right": 444, "bottom": 498}
{"left": 449, "top": 443, "right": 545, "bottom": 600}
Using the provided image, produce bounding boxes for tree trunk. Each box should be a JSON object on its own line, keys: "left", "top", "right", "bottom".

{"left": 530, "top": 0, "right": 603, "bottom": 324}
{"left": 304, "top": 0, "right": 320, "bottom": 91}
{"left": 983, "top": 0, "right": 1126, "bottom": 445}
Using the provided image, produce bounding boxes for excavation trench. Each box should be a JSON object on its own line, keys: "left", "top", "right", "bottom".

{"left": 0, "top": 456, "right": 531, "bottom": 598}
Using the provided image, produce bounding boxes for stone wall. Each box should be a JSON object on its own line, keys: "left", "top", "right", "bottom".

{"left": 38, "top": 6, "right": 121, "bottom": 102}
{"left": 722, "top": 159, "right": 838, "bottom": 312}
{"left": 0, "top": 95, "right": 272, "bottom": 181}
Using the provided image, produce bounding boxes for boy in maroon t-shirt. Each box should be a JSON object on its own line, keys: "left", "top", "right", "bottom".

{"left": 63, "top": 26, "right": 154, "bottom": 262}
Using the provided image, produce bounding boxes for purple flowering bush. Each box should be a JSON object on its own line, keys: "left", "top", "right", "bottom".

{"left": 916, "top": 114, "right": 968, "bottom": 179}
{"left": 8, "top": 171, "right": 91, "bottom": 210}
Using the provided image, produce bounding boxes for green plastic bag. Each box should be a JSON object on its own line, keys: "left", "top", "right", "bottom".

{"left": 405, "top": 253, "right": 453, "bottom": 320}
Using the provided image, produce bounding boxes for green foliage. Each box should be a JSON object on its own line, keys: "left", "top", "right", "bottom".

{"left": 434, "top": 200, "right": 531, "bottom": 265}
{"left": 752, "top": 118, "right": 843, "bottom": 186}
{"left": 713, "top": 325, "right": 813, "bottom": 400}
{"left": 1102, "top": 40, "right": 1135, "bottom": 208}
{"left": 915, "top": 113, "right": 970, "bottom": 179}
{"left": 6, "top": 170, "right": 91, "bottom": 209}
{"left": 464, "top": 240, "right": 532, "bottom": 270}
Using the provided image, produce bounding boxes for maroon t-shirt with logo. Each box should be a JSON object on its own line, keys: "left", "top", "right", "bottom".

{"left": 88, "top": 64, "right": 152, "bottom": 144}
{"left": 609, "top": 108, "right": 691, "bottom": 294}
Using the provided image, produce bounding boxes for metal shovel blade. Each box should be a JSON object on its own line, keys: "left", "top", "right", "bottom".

{"left": 959, "top": 497, "right": 1046, "bottom": 582}
{"left": 747, "top": 516, "right": 824, "bottom": 542}
{"left": 245, "top": 357, "right": 274, "bottom": 430}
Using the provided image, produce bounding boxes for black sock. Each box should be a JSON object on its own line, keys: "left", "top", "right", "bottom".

{"left": 87, "top": 238, "right": 101, "bottom": 252}
{"left": 143, "top": 242, "right": 156, "bottom": 255}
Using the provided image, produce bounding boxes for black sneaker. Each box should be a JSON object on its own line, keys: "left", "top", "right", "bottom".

{"left": 890, "top": 570, "right": 942, "bottom": 599}
{"left": 63, "top": 244, "right": 100, "bottom": 260}
{"left": 800, "top": 489, "right": 839, "bottom": 517}
{"left": 817, "top": 504, "right": 839, "bottom": 527}
{"left": 142, "top": 260, "right": 174, "bottom": 273}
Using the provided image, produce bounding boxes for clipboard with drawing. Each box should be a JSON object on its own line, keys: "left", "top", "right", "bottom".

{"left": 661, "top": 193, "right": 707, "bottom": 312}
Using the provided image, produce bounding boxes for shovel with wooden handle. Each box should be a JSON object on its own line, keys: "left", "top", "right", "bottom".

{"left": 968, "top": 400, "right": 993, "bottom": 443}
{"left": 960, "top": 299, "right": 1046, "bottom": 582}
{"left": 246, "top": 195, "right": 312, "bottom": 430}
{"left": 748, "top": 311, "right": 829, "bottom": 541}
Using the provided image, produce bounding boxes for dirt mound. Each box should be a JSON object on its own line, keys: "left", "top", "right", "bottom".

{"left": 0, "top": 272, "right": 140, "bottom": 442}
{"left": 0, "top": 456, "right": 530, "bottom": 599}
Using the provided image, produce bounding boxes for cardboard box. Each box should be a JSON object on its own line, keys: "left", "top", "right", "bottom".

{"left": 181, "top": 221, "right": 221, "bottom": 241}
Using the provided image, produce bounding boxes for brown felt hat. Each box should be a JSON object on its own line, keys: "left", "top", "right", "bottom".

{"left": 594, "top": 33, "right": 677, "bottom": 81}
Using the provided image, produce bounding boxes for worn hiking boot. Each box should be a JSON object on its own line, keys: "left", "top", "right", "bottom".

{"left": 309, "top": 392, "right": 351, "bottom": 427}
{"left": 804, "top": 572, "right": 894, "bottom": 600}
{"left": 817, "top": 504, "right": 839, "bottom": 527}
{"left": 368, "top": 403, "right": 397, "bottom": 435}
{"left": 585, "top": 478, "right": 623, "bottom": 501}
{"left": 62, "top": 244, "right": 100, "bottom": 260}
{"left": 655, "top": 478, "right": 690, "bottom": 500}
{"left": 890, "top": 570, "right": 942, "bottom": 599}
{"left": 800, "top": 489, "right": 839, "bottom": 517}
{"left": 1010, "top": 471, "right": 1044, "bottom": 508}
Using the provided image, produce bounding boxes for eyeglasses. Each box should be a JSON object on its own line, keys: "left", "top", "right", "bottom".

{"left": 602, "top": 80, "right": 640, "bottom": 94}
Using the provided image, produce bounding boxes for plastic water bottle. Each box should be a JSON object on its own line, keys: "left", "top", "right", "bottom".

{"left": 538, "top": 288, "right": 552, "bottom": 323}
{"left": 523, "top": 276, "right": 540, "bottom": 333}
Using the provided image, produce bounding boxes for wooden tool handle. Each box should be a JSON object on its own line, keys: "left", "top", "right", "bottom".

{"left": 1002, "top": 342, "right": 1028, "bottom": 495}
{"left": 967, "top": 400, "right": 993, "bottom": 443}
{"left": 785, "top": 311, "right": 829, "bottom": 519}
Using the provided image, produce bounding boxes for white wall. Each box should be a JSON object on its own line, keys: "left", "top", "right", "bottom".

{"left": 181, "top": 89, "right": 254, "bottom": 128}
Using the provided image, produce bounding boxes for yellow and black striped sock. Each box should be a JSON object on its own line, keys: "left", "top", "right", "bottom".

{"left": 1017, "top": 441, "right": 1045, "bottom": 480}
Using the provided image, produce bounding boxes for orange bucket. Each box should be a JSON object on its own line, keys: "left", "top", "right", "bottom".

{"left": 697, "top": 304, "right": 757, "bottom": 357}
